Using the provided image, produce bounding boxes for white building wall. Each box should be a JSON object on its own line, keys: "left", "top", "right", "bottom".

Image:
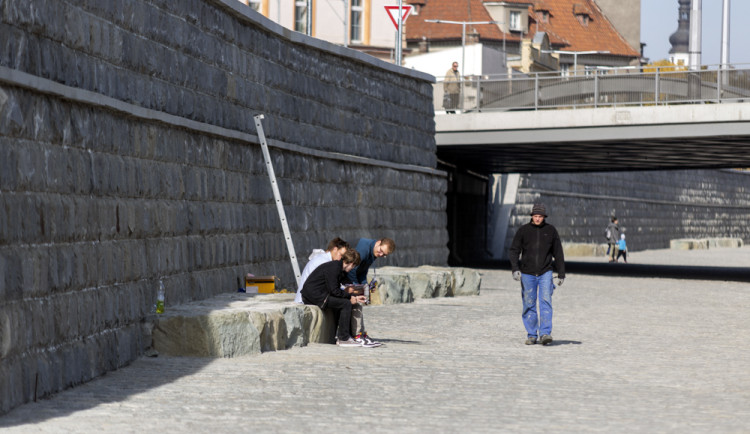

{"left": 404, "top": 44, "right": 506, "bottom": 78}
{"left": 315, "top": 0, "right": 348, "bottom": 44}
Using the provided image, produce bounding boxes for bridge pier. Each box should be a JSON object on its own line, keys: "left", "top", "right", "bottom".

{"left": 488, "top": 174, "right": 520, "bottom": 260}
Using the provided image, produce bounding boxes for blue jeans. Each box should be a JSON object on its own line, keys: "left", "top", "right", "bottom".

{"left": 521, "top": 270, "right": 554, "bottom": 339}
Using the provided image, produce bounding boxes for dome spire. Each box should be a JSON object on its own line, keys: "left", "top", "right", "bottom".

{"left": 669, "top": 0, "right": 690, "bottom": 65}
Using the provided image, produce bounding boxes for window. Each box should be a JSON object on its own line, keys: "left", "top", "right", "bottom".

{"left": 538, "top": 11, "right": 549, "bottom": 23}
{"left": 350, "top": 0, "right": 363, "bottom": 43}
{"left": 576, "top": 13, "right": 589, "bottom": 26}
{"left": 509, "top": 11, "right": 521, "bottom": 31}
{"left": 560, "top": 63, "right": 569, "bottom": 77}
{"left": 295, "top": 0, "right": 308, "bottom": 33}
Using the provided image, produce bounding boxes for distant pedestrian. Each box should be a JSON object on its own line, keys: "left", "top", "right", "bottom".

{"left": 509, "top": 203, "right": 566, "bottom": 346}
{"left": 616, "top": 234, "right": 628, "bottom": 263}
{"left": 443, "top": 61, "right": 460, "bottom": 114}
{"left": 606, "top": 217, "right": 621, "bottom": 263}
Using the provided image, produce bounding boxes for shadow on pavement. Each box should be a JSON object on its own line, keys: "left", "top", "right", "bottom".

{"left": 377, "top": 338, "right": 423, "bottom": 345}
{"left": 546, "top": 340, "right": 582, "bottom": 346}
{"left": 472, "top": 260, "right": 750, "bottom": 283}
{"left": 0, "top": 355, "right": 211, "bottom": 428}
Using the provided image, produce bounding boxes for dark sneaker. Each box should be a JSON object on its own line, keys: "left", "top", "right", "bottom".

{"left": 525, "top": 337, "right": 537, "bottom": 345}
{"left": 355, "top": 333, "right": 382, "bottom": 348}
{"left": 362, "top": 333, "right": 383, "bottom": 347}
{"left": 337, "top": 337, "right": 360, "bottom": 347}
{"left": 540, "top": 335, "right": 553, "bottom": 346}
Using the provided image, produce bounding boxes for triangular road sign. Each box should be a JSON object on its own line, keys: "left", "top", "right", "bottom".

{"left": 384, "top": 5, "right": 413, "bottom": 30}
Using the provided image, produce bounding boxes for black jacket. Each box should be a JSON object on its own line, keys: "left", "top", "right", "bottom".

{"left": 509, "top": 219, "right": 566, "bottom": 278}
{"left": 299, "top": 260, "right": 350, "bottom": 307}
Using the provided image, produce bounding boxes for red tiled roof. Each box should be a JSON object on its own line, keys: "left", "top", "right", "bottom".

{"left": 406, "top": 0, "right": 639, "bottom": 58}
{"left": 572, "top": 3, "right": 593, "bottom": 16}
{"left": 406, "top": 0, "right": 516, "bottom": 44}
{"left": 532, "top": 0, "right": 638, "bottom": 57}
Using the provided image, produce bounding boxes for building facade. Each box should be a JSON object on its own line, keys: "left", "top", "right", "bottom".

{"left": 237, "top": 0, "right": 405, "bottom": 62}
{"left": 593, "top": 0, "right": 641, "bottom": 54}
{"left": 669, "top": 0, "right": 691, "bottom": 66}
{"left": 405, "top": 0, "right": 640, "bottom": 78}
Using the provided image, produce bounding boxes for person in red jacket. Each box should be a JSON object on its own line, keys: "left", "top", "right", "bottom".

{"left": 508, "top": 203, "right": 566, "bottom": 346}
{"left": 300, "top": 248, "right": 365, "bottom": 347}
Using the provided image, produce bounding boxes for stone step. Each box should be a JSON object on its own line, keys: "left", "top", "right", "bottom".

{"left": 562, "top": 242, "right": 609, "bottom": 257}
{"left": 670, "top": 237, "right": 744, "bottom": 250}
{"left": 151, "top": 267, "right": 481, "bottom": 357}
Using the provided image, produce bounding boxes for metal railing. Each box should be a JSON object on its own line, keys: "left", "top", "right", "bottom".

{"left": 435, "top": 64, "right": 750, "bottom": 113}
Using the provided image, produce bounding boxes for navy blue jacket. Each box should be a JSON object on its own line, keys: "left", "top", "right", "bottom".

{"left": 346, "top": 238, "right": 377, "bottom": 284}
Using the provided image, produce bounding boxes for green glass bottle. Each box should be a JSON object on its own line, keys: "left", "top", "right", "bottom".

{"left": 156, "top": 281, "right": 165, "bottom": 314}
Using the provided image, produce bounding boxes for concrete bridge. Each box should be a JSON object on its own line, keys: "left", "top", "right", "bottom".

{"left": 435, "top": 102, "right": 750, "bottom": 174}
{"left": 434, "top": 101, "right": 750, "bottom": 266}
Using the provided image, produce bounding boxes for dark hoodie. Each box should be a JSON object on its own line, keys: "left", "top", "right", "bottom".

{"left": 509, "top": 218, "right": 566, "bottom": 278}
{"left": 300, "top": 260, "right": 350, "bottom": 307}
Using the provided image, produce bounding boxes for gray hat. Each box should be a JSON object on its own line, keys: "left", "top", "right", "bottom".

{"left": 530, "top": 203, "right": 547, "bottom": 217}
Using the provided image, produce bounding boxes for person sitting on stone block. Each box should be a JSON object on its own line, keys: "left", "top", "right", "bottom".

{"left": 295, "top": 237, "right": 350, "bottom": 304}
{"left": 300, "top": 248, "right": 365, "bottom": 347}
{"left": 345, "top": 237, "right": 395, "bottom": 347}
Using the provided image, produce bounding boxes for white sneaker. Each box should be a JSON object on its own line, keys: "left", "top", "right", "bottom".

{"left": 336, "top": 337, "right": 360, "bottom": 347}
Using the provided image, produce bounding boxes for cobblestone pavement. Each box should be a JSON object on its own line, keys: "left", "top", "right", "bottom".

{"left": 2, "top": 248, "right": 750, "bottom": 433}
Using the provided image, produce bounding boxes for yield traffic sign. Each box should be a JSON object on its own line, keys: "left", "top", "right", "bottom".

{"left": 384, "top": 5, "right": 413, "bottom": 30}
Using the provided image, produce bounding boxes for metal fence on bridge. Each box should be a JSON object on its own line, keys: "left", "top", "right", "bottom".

{"left": 435, "top": 64, "right": 750, "bottom": 113}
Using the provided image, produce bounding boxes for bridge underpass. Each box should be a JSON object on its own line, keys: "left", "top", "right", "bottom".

{"left": 435, "top": 102, "right": 750, "bottom": 174}
{"left": 434, "top": 103, "right": 750, "bottom": 266}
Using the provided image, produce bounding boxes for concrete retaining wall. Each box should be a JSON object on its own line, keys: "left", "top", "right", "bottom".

{"left": 0, "top": 0, "right": 447, "bottom": 414}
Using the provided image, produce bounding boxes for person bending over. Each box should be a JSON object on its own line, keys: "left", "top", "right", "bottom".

{"left": 346, "top": 237, "right": 395, "bottom": 346}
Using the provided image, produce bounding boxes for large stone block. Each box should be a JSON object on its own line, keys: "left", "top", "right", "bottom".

{"left": 670, "top": 239, "right": 709, "bottom": 250}
{"left": 563, "top": 242, "right": 609, "bottom": 257}
{"left": 151, "top": 293, "right": 333, "bottom": 357}
{"left": 707, "top": 237, "right": 743, "bottom": 248}
{"left": 447, "top": 267, "right": 482, "bottom": 297}
{"left": 368, "top": 266, "right": 481, "bottom": 304}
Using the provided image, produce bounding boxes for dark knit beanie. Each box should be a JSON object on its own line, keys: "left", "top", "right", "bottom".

{"left": 530, "top": 203, "right": 547, "bottom": 217}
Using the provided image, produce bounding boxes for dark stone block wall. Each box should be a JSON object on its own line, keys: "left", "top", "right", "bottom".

{"left": 0, "top": 0, "right": 447, "bottom": 414}
{"left": 507, "top": 169, "right": 750, "bottom": 253}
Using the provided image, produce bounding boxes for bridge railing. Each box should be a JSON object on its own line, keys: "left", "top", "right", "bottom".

{"left": 435, "top": 64, "right": 750, "bottom": 113}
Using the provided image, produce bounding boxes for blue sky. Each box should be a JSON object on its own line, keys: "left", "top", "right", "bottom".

{"left": 641, "top": 0, "right": 750, "bottom": 65}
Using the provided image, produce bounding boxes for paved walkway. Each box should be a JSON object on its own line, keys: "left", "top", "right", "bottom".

{"left": 2, "top": 248, "right": 750, "bottom": 433}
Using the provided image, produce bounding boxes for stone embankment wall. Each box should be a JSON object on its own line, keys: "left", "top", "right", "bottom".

{"left": 0, "top": 0, "right": 447, "bottom": 414}
{"left": 508, "top": 169, "right": 750, "bottom": 252}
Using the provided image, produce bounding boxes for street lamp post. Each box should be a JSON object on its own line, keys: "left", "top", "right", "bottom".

{"left": 425, "top": 19, "right": 496, "bottom": 113}
{"left": 720, "top": 0, "right": 730, "bottom": 68}
{"left": 424, "top": 19, "right": 497, "bottom": 78}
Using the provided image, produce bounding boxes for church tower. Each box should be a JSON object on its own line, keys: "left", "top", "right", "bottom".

{"left": 669, "top": 0, "right": 690, "bottom": 66}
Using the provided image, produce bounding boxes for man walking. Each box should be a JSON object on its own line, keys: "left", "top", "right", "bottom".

{"left": 509, "top": 203, "right": 565, "bottom": 346}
